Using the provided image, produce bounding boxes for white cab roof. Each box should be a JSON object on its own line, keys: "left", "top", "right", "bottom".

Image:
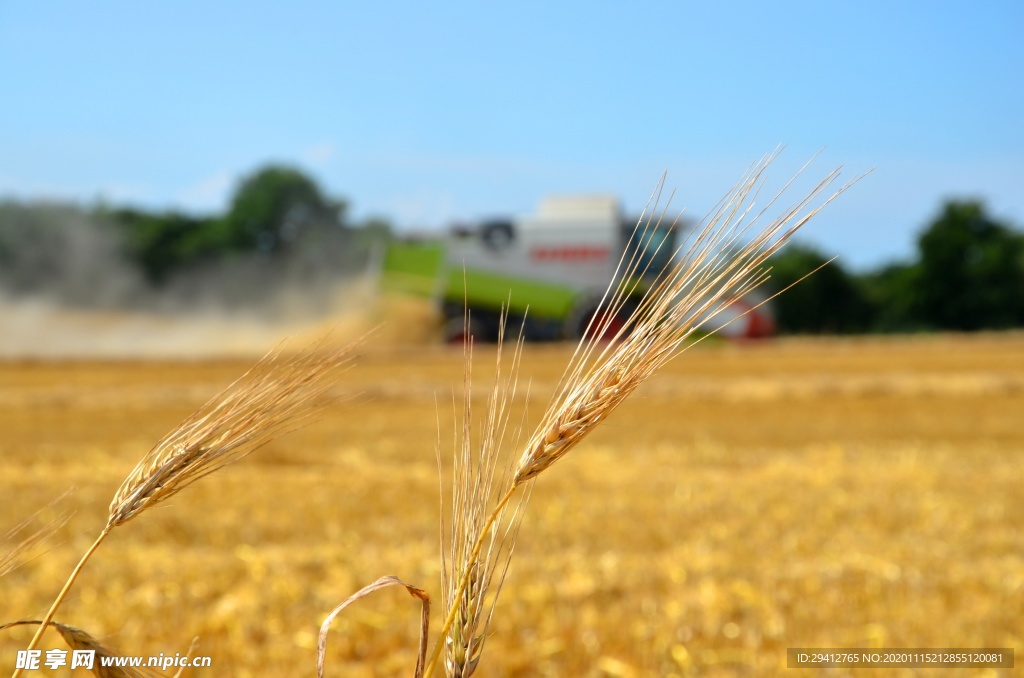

{"left": 535, "top": 195, "right": 620, "bottom": 221}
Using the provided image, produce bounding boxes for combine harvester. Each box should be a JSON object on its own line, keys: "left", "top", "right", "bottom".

{"left": 379, "top": 195, "right": 776, "bottom": 342}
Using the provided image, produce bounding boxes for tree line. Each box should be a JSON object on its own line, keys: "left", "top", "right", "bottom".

{"left": 0, "top": 165, "right": 390, "bottom": 310}
{"left": 768, "top": 201, "right": 1024, "bottom": 333}
{"left": 112, "top": 165, "right": 390, "bottom": 284}
{"left": 1, "top": 164, "right": 1021, "bottom": 332}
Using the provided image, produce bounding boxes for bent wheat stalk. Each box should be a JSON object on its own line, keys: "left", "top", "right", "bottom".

{"left": 426, "top": 151, "right": 862, "bottom": 676}
{"left": 317, "top": 575, "right": 430, "bottom": 678}
{"left": 13, "top": 336, "right": 359, "bottom": 678}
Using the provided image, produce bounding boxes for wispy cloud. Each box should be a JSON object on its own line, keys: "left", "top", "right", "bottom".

{"left": 177, "top": 171, "right": 235, "bottom": 213}
{"left": 302, "top": 141, "right": 337, "bottom": 169}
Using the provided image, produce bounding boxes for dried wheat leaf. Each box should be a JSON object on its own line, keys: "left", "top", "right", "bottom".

{"left": 317, "top": 575, "right": 430, "bottom": 678}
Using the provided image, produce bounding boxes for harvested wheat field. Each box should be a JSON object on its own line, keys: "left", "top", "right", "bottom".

{"left": 2, "top": 333, "right": 1022, "bottom": 677}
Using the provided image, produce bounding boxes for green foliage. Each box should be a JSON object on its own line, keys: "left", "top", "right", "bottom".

{"left": 113, "top": 208, "right": 224, "bottom": 283}
{"left": 223, "top": 165, "right": 347, "bottom": 254}
{"left": 914, "top": 201, "right": 1024, "bottom": 330}
{"left": 769, "top": 200, "right": 1024, "bottom": 334}
{"left": 113, "top": 165, "right": 358, "bottom": 284}
{"left": 768, "top": 245, "right": 873, "bottom": 333}
{"left": 860, "top": 262, "right": 925, "bottom": 332}
{"left": 354, "top": 216, "right": 393, "bottom": 243}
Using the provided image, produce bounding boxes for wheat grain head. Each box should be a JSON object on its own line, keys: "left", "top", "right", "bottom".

{"left": 513, "top": 150, "right": 857, "bottom": 483}
{"left": 108, "top": 336, "right": 356, "bottom": 527}
{"left": 442, "top": 314, "right": 528, "bottom": 677}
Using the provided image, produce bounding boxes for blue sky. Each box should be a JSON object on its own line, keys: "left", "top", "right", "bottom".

{"left": 1, "top": 1, "right": 1021, "bottom": 270}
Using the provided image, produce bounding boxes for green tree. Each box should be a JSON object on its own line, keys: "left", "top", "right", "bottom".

{"left": 223, "top": 165, "right": 347, "bottom": 255}
{"left": 113, "top": 208, "right": 223, "bottom": 283}
{"left": 114, "top": 165, "right": 351, "bottom": 284}
{"left": 860, "top": 261, "right": 924, "bottom": 332}
{"left": 915, "top": 201, "right": 1024, "bottom": 330}
{"left": 768, "top": 244, "right": 873, "bottom": 333}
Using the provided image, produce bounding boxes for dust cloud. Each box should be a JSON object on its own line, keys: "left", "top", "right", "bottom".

{"left": 0, "top": 280, "right": 446, "bottom": 359}
{"left": 0, "top": 201, "right": 444, "bottom": 358}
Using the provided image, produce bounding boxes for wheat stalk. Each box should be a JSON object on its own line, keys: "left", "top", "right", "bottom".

{"left": 12, "top": 336, "right": 360, "bottom": 677}
{"left": 441, "top": 313, "right": 528, "bottom": 677}
{"left": 426, "top": 150, "right": 861, "bottom": 676}
{"left": 322, "top": 314, "right": 527, "bottom": 678}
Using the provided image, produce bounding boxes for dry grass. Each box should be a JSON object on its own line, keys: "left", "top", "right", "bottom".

{"left": 1, "top": 334, "right": 1022, "bottom": 675}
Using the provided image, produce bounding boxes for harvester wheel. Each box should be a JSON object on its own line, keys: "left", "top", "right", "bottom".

{"left": 480, "top": 221, "right": 515, "bottom": 250}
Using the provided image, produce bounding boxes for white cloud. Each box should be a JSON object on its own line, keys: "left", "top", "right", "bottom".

{"left": 302, "top": 141, "right": 337, "bottom": 169}
{"left": 177, "top": 171, "right": 235, "bottom": 213}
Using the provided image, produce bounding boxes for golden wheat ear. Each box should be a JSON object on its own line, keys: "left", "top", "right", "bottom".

{"left": 440, "top": 312, "right": 529, "bottom": 678}
{"left": 12, "top": 335, "right": 362, "bottom": 677}
{"left": 424, "top": 151, "right": 863, "bottom": 676}
{"left": 512, "top": 150, "right": 860, "bottom": 483}
{"left": 107, "top": 334, "right": 358, "bottom": 527}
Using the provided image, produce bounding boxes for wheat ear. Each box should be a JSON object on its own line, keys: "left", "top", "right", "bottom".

{"left": 441, "top": 313, "right": 528, "bottom": 677}
{"left": 13, "top": 336, "right": 359, "bottom": 677}
{"left": 424, "top": 151, "right": 861, "bottom": 676}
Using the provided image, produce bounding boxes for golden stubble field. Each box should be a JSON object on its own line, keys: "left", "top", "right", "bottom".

{"left": 1, "top": 334, "right": 1022, "bottom": 677}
